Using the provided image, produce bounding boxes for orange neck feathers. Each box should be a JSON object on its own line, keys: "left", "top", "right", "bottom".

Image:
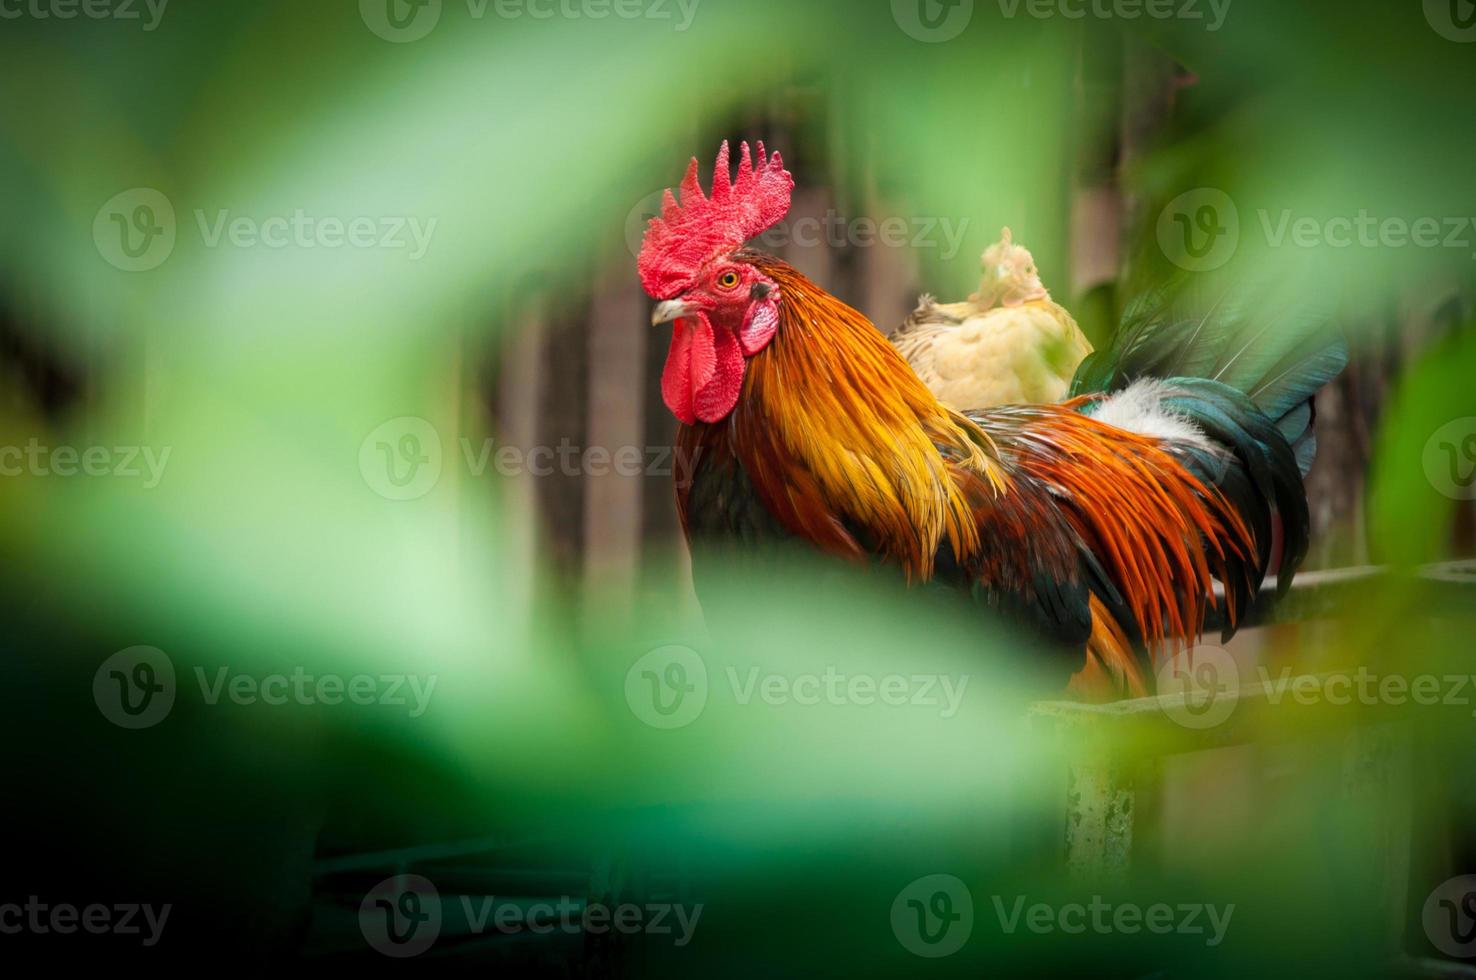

{"left": 685, "top": 255, "right": 1003, "bottom": 579}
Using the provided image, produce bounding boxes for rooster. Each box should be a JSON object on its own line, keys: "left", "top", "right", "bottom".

{"left": 638, "top": 143, "right": 1344, "bottom": 698}
{"left": 891, "top": 227, "right": 1093, "bottom": 409}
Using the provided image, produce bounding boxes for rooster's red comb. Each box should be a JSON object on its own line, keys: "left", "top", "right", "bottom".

{"left": 637, "top": 140, "right": 794, "bottom": 300}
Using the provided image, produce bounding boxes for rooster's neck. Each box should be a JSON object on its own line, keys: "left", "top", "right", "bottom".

{"left": 683, "top": 255, "right": 1005, "bottom": 578}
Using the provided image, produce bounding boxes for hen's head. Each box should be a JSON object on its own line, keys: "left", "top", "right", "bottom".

{"left": 973, "top": 227, "right": 1049, "bottom": 309}
{"left": 638, "top": 141, "right": 793, "bottom": 425}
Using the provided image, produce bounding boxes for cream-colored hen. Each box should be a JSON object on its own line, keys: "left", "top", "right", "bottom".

{"left": 890, "top": 228, "right": 1092, "bottom": 410}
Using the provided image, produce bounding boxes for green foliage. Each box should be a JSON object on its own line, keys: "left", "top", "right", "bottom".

{"left": 0, "top": 0, "right": 1471, "bottom": 970}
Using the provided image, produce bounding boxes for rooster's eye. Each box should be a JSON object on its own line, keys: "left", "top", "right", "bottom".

{"left": 717, "top": 271, "right": 740, "bottom": 290}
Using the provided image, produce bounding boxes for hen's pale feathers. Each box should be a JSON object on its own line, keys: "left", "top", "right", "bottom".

{"left": 891, "top": 228, "right": 1092, "bottom": 410}
{"left": 894, "top": 295, "right": 1092, "bottom": 409}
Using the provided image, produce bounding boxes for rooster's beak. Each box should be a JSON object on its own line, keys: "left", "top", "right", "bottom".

{"left": 651, "top": 299, "right": 693, "bottom": 326}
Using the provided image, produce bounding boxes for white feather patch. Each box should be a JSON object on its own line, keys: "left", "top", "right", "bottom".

{"left": 1090, "top": 379, "right": 1212, "bottom": 450}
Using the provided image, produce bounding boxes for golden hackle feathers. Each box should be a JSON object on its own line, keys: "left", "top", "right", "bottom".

{"left": 675, "top": 254, "right": 1260, "bottom": 699}
{"left": 723, "top": 255, "right": 1006, "bottom": 581}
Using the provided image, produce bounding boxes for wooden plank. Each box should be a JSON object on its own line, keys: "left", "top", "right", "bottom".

{"left": 1144, "top": 561, "right": 1476, "bottom": 638}
{"left": 1041, "top": 560, "right": 1472, "bottom": 888}
{"left": 1032, "top": 665, "right": 1447, "bottom": 761}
